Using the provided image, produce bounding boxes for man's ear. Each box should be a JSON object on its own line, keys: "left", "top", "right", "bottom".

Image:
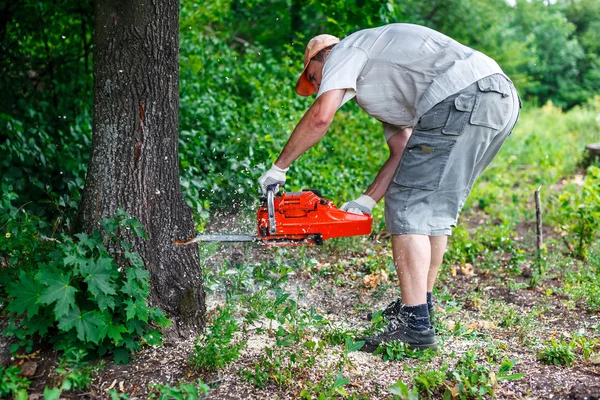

{"left": 324, "top": 49, "right": 332, "bottom": 58}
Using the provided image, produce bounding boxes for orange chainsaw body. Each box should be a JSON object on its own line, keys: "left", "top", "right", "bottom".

{"left": 257, "top": 190, "right": 372, "bottom": 246}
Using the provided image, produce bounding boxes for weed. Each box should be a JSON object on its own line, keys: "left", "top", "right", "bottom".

{"left": 562, "top": 247, "right": 600, "bottom": 311}
{"left": 241, "top": 344, "right": 321, "bottom": 389}
{"left": 189, "top": 305, "right": 246, "bottom": 372}
{"left": 148, "top": 379, "right": 210, "bottom": 399}
{"left": 374, "top": 341, "right": 437, "bottom": 362}
{"left": 300, "top": 372, "right": 350, "bottom": 399}
{"left": 321, "top": 323, "right": 358, "bottom": 346}
{"left": 0, "top": 365, "right": 30, "bottom": 399}
{"left": 556, "top": 165, "right": 600, "bottom": 259}
{"left": 48, "top": 348, "right": 104, "bottom": 396}
{"left": 538, "top": 338, "right": 577, "bottom": 366}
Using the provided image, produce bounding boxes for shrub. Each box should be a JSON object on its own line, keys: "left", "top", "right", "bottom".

{"left": 1, "top": 210, "right": 170, "bottom": 364}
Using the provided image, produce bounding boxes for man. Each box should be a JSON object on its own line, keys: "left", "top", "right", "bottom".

{"left": 258, "top": 24, "right": 520, "bottom": 351}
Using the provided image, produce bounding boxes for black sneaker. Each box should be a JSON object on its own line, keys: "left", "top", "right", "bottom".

{"left": 366, "top": 299, "right": 434, "bottom": 322}
{"left": 359, "top": 316, "right": 438, "bottom": 353}
{"left": 365, "top": 298, "right": 402, "bottom": 321}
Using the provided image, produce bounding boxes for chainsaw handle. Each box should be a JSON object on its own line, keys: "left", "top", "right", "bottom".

{"left": 266, "top": 184, "right": 279, "bottom": 235}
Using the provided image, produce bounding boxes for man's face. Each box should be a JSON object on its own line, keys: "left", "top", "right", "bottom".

{"left": 306, "top": 59, "right": 324, "bottom": 93}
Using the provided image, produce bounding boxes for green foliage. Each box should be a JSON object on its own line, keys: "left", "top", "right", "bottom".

{"left": 374, "top": 341, "right": 436, "bottom": 362}
{"left": 538, "top": 338, "right": 577, "bottom": 366}
{"left": 389, "top": 351, "right": 524, "bottom": 400}
{"left": 562, "top": 246, "right": 600, "bottom": 311}
{"left": 299, "top": 372, "right": 351, "bottom": 400}
{"left": 189, "top": 306, "right": 246, "bottom": 372}
{"left": 0, "top": 365, "right": 30, "bottom": 400}
{"left": 148, "top": 379, "right": 210, "bottom": 400}
{"left": 1, "top": 210, "right": 170, "bottom": 363}
{"left": 45, "top": 348, "right": 104, "bottom": 398}
{"left": 556, "top": 166, "right": 600, "bottom": 259}
{"left": 241, "top": 343, "right": 322, "bottom": 389}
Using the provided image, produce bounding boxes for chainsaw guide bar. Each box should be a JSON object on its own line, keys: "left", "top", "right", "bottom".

{"left": 174, "top": 185, "right": 372, "bottom": 247}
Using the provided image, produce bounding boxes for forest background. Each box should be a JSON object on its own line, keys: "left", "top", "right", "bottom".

{"left": 1, "top": 0, "right": 600, "bottom": 398}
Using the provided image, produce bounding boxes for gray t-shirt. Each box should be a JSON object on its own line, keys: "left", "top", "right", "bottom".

{"left": 316, "top": 24, "right": 507, "bottom": 141}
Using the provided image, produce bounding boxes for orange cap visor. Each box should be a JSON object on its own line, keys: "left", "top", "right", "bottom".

{"left": 295, "top": 34, "right": 340, "bottom": 96}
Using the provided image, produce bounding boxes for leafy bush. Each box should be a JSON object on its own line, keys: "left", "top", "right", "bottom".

{"left": 1, "top": 210, "right": 170, "bottom": 363}
{"left": 189, "top": 306, "right": 246, "bottom": 372}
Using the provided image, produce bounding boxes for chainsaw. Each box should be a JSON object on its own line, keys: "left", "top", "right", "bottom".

{"left": 175, "top": 185, "right": 372, "bottom": 247}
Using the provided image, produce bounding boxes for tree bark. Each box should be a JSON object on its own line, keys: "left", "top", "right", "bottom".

{"left": 76, "top": 0, "right": 205, "bottom": 334}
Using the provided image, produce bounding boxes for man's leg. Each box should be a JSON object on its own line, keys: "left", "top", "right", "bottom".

{"left": 391, "top": 234, "right": 430, "bottom": 305}
{"left": 359, "top": 234, "right": 437, "bottom": 352}
{"left": 427, "top": 235, "right": 448, "bottom": 292}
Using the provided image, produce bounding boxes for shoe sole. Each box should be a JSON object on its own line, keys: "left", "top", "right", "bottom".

{"left": 407, "top": 342, "right": 438, "bottom": 350}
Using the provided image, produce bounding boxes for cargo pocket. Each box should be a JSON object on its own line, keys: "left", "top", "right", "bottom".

{"left": 442, "top": 93, "right": 475, "bottom": 136}
{"left": 415, "top": 99, "right": 453, "bottom": 131}
{"left": 393, "top": 133, "right": 457, "bottom": 191}
{"left": 470, "top": 75, "right": 512, "bottom": 130}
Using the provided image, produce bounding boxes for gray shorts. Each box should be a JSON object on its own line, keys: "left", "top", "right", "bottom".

{"left": 385, "top": 74, "right": 521, "bottom": 236}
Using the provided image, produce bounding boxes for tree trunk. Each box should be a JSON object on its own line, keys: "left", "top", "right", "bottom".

{"left": 76, "top": 0, "right": 205, "bottom": 334}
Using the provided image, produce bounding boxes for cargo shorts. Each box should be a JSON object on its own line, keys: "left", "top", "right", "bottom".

{"left": 385, "top": 74, "right": 521, "bottom": 236}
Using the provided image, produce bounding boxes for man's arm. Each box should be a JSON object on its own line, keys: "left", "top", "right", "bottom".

{"left": 364, "top": 127, "right": 412, "bottom": 202}
{"left": 274, "top": 89, "right": 346, "bottom": 169}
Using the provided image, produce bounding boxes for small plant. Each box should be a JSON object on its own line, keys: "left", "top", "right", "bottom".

{"left": 189, "top": 306, "right": 246, "bottom": 372}
{"left": 388, "top": 380, "right": 419, "bottom": 400}
{"left": 0, "top": 365, "right": 30, "bottom": 399}
{"left": 148, "top": 379, "right": 210, "bottom": 399}
{"left": 241, "top": 343, "right": 322, "bottom": 389}
{"left": 45, "top": 347, "right": 105, "bottom": 397}
{"left": 374, "top": 341, "right": 436, "bottom": 362}
{"left": 300, "top": 372, "right": 350, "bottom": 399}
{"left": 412, "top": 368, "right": 446, "bottom": 399}
{"left": 538, "top": 338, "right": 577, "bottom": 366}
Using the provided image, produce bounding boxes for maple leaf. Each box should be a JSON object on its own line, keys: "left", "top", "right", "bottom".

{"left": 7, "top": 271, "right": 44, "bottom": 317}
{"left": 125, "top": 299, "right": 148, "bottom": 322}
{"left": 81, "top": 257, "right": 117, "bottom": 297}
{"left": 58, "top": 307, "right": 102, "bottom": 343}
{"left": 37, "top": 268, "right": 77, "bottom": 318}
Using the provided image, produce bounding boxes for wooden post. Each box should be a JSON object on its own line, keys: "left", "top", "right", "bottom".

{"left": 535, "top": 186, "right": 543, "bottom": 255}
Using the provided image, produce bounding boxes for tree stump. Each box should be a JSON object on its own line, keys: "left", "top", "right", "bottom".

{"left": 583, "top": 143, "right": 600, "bottom": 168}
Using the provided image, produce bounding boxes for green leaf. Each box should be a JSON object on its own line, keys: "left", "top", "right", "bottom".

{"left": 498, "top": 373, "right": 525, "bottom": 381}
{"left": 113, "top": 347, "right": 131, "bottom": 364}
{"left": 37, "top": 268, "right": 77, "bottom": 318}
{"left": 104, "top": 322, "right": 128, "bottom": 344}
{"left": 74, "top": 232, "right": 96, "bottom": 251}
{"left": 7, "top": 271, "right": 44, "bottom": 317}
{"left": 81, "top": 257, "right": 117, "bottom": 297}
{"left": 57, "top": 308, "right": 102, "bottom": 343}
{"left": 24, "top": 313, "right": 54, "bottom": 336}
{"left": 125, "top": 299, "right": 149, "bottom": 322}
{"left": 43, "top": 387, "right": 61, "bottom": 400}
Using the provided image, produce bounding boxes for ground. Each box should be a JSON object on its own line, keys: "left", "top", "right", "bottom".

{"left": 6, "top": 214, "right": 600, "bottom": 400}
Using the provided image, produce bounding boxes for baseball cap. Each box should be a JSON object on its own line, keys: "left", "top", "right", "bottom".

{"left": 295, "top": 34, "right": 340, "bottom": 96}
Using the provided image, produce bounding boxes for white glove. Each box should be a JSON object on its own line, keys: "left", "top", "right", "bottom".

{"left": 340, "top": 194, "right": 377, "bottom": 215}
{"left": 258, "top": 163, "right": 288, "bottom": 195}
